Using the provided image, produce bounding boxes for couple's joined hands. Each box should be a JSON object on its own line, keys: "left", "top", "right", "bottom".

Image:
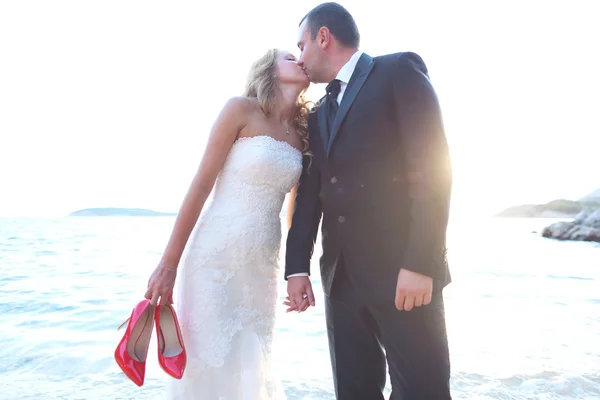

{"left": 285, "top": 276, "right": 315, "bottom": 313}
{"left": 285, "top": 269, "right": 433, "bottom": 313}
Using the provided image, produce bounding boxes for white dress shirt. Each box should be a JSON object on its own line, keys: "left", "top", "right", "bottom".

{"left": 287, "top": 50, "right": 363, "bottom": 279}
{"left": 331, "top": 50, "right": 363, "bottom": 105}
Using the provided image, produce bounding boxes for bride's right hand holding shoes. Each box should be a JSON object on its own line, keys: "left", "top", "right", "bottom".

{"left": 145, "top": 264, "right": 177, "bottom": 306}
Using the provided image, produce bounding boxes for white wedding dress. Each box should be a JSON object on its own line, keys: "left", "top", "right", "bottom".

{"left": 166, "top": 135, "right": 302, "bottom": 400}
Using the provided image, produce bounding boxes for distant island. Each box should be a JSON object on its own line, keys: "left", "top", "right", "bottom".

{"left": 69, "top": 208, "right": 177, "bottom": 217}
{"left": 496, "top": 187, "right": 600, "bottom": 218}
{"left": 496, "top": 199, "right": 600, "bottom": 218}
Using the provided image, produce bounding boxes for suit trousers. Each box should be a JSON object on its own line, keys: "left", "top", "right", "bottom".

{"left": 324, "top": 253, "right": 452, "bottom": 400}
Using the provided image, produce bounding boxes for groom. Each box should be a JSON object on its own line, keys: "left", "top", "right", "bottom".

{"left": 285, "top": 2, "right": 453, "bottom": 399}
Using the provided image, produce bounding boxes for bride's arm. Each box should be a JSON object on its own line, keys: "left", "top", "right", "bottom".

{"left": 286, "top": 184, "right": 298, "bottom": 229}
{"left": 158, "top": 97, "right": 250, "bottom": 270}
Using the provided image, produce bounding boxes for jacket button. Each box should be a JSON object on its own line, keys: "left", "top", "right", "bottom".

{"left": 338, "top": 216, "right": 346, "bottom": 223}
{"left": 330, "top": 176, "right": 338, "bottom": 184}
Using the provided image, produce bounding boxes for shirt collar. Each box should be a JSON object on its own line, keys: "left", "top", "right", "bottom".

{"left": 335, "top": 50, "right": 363, "bottom": 85}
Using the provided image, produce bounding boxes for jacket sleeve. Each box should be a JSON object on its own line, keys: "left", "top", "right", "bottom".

{"left": 284, "top": 117, "right": 323, "bottom": 278}
{"left": 393, "top": 52, "right": 453, "bottom": 281}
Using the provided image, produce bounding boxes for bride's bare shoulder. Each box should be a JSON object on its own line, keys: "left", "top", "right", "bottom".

{"left": 220, "top": 96, "right": 254, "bottom": 115}
{"left": 210, "top": 97, "right": 255, "bottom": 131}
{"left": 212, "top": 97, "right": 271, "bottom": 142}
{"left": 220, "top": 97, "right": 265, "bottom": 123}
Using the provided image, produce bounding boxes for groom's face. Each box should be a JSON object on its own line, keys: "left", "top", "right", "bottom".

{"left": 297, "top": 20, "right": 327, "bottom": 84}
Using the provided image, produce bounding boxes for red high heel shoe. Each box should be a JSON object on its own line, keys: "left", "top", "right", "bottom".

{"left": 155, "top": 303, "right": 186, "bottom": 379}
{"left": 114, "top": 299, "right": 155, "bottom": 386}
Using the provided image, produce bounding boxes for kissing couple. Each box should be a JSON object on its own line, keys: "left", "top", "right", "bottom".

{"left": 116, "top": 2, "right": 453, "bottom": 399}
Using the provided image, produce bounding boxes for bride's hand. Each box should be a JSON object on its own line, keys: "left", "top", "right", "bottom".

{"left": 145, "top": 264, "right": 177, "bottom": 306}
{"left": 283, "top": 295, "right": 310, "bottom": 313}
{"left": 283, "top": 296, "right": 298, "bottom": 312}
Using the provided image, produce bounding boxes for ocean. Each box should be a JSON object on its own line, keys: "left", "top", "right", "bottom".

{"left": 1, "top": 216, "right": 599, "bottom": 399}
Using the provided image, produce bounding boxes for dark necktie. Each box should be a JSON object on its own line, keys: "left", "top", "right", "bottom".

{"left": 325, "top": 79, "right": 341, "bottom": 139}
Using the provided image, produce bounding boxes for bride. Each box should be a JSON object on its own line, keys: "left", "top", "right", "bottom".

{"left": 145, "top": 48, "right": 313, "bottom": 399}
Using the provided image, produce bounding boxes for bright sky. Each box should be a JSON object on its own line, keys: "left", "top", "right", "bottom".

{"left": 1, "top": 0, "right": 598, "bottom": 217}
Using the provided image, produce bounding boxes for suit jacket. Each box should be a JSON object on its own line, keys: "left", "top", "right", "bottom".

{"left": 285, "top": 52, "right": 453, "bottom": 301}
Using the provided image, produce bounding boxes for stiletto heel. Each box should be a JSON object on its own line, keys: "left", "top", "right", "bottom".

{"left": 117, "top": 317, "right": 130, "bottom": 331}
{"left": 114, "top": 300, "right": 155, "bottom": 386}
{"left": 155, "top": 303, "right": 187, "bottom": 379}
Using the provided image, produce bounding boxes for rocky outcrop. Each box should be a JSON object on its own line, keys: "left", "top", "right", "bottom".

{"left": 541, "top": 209, "right": 600, "bottom": 243}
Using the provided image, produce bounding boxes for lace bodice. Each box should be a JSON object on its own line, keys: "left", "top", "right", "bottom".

{"left": 203, "top": 135, "right": 303, "bottom": 225}
{"left": 221, "top": 135, "right": 302, "bottom": 193}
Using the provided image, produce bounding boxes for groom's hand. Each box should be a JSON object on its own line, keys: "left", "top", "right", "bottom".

{"left": 286, "top": 276, "right": 315, "bottom": 312}
{"left": 395, "top": 268, "right": 433, "bottom": 311}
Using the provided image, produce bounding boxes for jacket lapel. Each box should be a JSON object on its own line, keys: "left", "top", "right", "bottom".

{"left": 327, "top": 53, "right": 374, "bottom": 156}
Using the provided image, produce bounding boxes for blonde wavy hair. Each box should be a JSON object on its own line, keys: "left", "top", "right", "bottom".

{"left": 243, "top": 49, "right": 313, "bottom": 159}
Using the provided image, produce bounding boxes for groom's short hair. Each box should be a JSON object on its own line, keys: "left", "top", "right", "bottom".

{"left": 300, "top": 2, "right": 360, "bottom": 48}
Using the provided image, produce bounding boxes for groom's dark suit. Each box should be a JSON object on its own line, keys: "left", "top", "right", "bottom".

{"left": 285, "top": 51, "right": 453, "bottom": 399}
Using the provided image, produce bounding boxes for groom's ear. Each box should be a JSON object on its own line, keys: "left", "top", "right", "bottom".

{"left": 318, "top": 27, "right": 332, "bottom": 49}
